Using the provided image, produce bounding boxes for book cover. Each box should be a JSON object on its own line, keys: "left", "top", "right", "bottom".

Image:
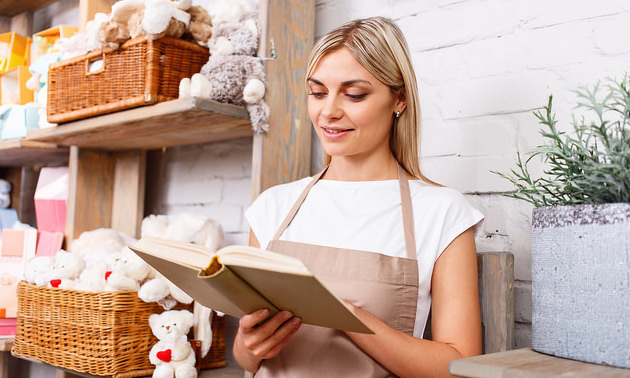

{"left": 130, "top": 236, "right": 372, "bottom": 334}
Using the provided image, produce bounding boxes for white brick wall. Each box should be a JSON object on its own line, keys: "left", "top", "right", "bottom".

{"left": 150, "top": 0, "right": 630, "bottom": 348}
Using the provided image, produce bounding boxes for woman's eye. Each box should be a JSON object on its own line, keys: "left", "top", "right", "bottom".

{"left": 309, "top": 92, "right": 326, "bottom": 99}
{"left": 347, "top": 94, "right": 367, "bottom": 101}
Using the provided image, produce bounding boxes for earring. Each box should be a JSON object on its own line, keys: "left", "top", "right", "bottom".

{"left": 395, "top": 111, "right": 401, "bottom": 118}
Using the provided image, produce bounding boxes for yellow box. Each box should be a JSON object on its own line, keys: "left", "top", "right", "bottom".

{"left": 0, "top": 66, "right": 34, "bottom": 105}
{"left": 0, "top": 32, "right": 29, "bottom": 73}
{"left": 31, "top": 25, "right": 78, "bottom": 64}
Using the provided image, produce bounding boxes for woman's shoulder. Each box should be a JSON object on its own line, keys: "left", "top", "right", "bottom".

{"left": 409, "top": 179, "right": 465, "bottom": 199}
{"left": 257, "top": 176, "right": 313, "bottom": 201}
{"left": 409, "top": 180, "right": 482, "bottom": 215}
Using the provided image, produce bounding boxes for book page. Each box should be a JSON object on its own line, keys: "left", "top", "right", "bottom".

{"left": 131, "top": 236, "right": 213, "bottom": 269}
{"left": 133, "top": 237, "right": 312, "bottom": 276}
{"left": 217, "top": 245, "right": 311, "bottom": 276}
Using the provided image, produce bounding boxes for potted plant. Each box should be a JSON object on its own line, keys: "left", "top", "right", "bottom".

{"left": 494, "top": 75, "right": 630, "bottom": 368}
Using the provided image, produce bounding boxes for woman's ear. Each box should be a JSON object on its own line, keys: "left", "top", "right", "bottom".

{"left": 396, "top": 90, "right": 407, "bottom": 114}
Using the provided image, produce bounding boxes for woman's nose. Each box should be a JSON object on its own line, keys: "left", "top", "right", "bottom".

{"left": 321, "top": 95, "right": 343, "bottom": 119}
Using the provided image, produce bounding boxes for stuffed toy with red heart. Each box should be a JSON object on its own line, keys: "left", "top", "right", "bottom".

{"left": 148, "top": 309, "right": 197, "bottom": 378}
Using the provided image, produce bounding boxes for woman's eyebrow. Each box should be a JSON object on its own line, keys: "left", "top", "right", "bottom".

{"left": 341, "top": 79, "right": 372, "bottom": 87}
{"left": 307, "top": 77, "right": 372, "bottom": 87}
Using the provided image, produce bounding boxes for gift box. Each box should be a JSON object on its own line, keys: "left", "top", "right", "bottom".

{"left": 0, "top": 227, "right": 38, "bottom": 318}
{"left": 0, "top": 32, "right": 29, "bottom": 73}
{"left": 34, "top": 166, "right": 68, "bottom": 233}
{"left": 0, "top": 208, "right": 18, "bottom": 229}
{"left": 0, "top": 317, "right": 17, "bottom": 336}
{"left": 0, "top": 65, "right": 34, "bottom": 105}
{"left": 35, "top": 230, "right": 64, "bottom": 257}
{"left": 0, "top": 104, "right": 40, "bottom": 139}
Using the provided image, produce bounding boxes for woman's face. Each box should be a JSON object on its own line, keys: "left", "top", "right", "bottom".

{"left": 307, "top": 48, "right": 404, "bottom": 162}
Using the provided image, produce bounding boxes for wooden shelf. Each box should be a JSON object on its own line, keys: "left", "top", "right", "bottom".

{"left": 0, "top": 0, "right": 59, "bottom": 16}
{"left": 27, "top": 97, "right": 253, "bottom": 151}
{"left": 0, "top": 138, "right": 68, "bottom": 167}
{"left": 450, "top": 348, "right": 630, "bottom": 377}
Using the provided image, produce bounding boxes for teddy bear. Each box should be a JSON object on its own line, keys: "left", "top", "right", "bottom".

{"left": 48, "top": 250, "right": 85, "bottom": 290}
{"left": 148, "top": 309, "right": 197, "bottom": 378}
{"left": 104, "top": 247, "right": 153, "bottom": 291}
{"left": 181, "top": 14, "right": 270, "bottom": 133}
{"left": 205, "top": 0, "right": 257, "bottom": 28}
{"left": 0, "top": 179, "right": 10, "bottom": 208}
{"left": 128, "top": 0, "right": 190, "bottom": 41}
{"left": 70, "top": 227, "right": 137, "bottom": 261}
{"left": 182, "top": 5, "right": 213, "bottom": 46}
{"left": 69, "top": 228, "right": 138, "bottom": 291}
{"left": 99, "top": 18, "right": 131, "bottom": 50}
{"left": 24, "top": 256, "right": 55, "bottom": 287}
{"left": 74, "top": 257, "right": 109, "bottom": 292}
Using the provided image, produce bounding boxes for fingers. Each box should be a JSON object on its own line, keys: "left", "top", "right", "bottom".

{"left": 238, "top": 309, "right": 302, "bottom": 360}
{"left": 240, "top": 308, "right": 271, "bottom": 330}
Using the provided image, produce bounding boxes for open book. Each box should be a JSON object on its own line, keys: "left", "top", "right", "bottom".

{"left": 129, "top": 236, "right": 373, "bottom": 334}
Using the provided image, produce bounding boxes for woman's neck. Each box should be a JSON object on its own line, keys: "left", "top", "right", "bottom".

{"left": 324, "top": 156, "right": 399, "bottom": 181}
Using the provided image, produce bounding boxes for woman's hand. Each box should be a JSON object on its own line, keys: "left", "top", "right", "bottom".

{"left": 233, "top": 308, "right": 302, "bottom": 373}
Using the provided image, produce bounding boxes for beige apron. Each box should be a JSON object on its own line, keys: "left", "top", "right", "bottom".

{"left": 256, "top": 165, "right": 420, "bottom": 378}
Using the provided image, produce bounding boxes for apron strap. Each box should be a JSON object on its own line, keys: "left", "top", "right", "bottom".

{"left": 398, "top": 164, "right": 417, "bottom": 260}
{"left": 271, "top": 166, "right": 329, "bottom": 241}
{"left": 271, "top": 164, "right": 417, "bottom": 260}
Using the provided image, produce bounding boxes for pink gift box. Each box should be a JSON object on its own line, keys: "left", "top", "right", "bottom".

{"left": 0, "top": 317, "right": 17, "bottom": 336}
{"left": 34, "top": 167, "right": 68, "bottom": 233}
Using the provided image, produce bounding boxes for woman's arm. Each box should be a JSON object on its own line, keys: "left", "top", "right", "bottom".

{"left": 345, "top": 227, "right": 482, "bottom": 378}
{"left": 232, "top": 230, "right": 302, "bottom": 373}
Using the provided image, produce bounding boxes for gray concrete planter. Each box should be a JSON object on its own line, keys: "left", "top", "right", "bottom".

{"left": 531, "top": 203, "right": 630, "bottom": 368}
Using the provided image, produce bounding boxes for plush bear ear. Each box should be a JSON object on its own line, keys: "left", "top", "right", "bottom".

{"left": 244, "top": 18, "right": 258, "bottom": 39}
{"left": 149, "top": 313, "right": 161, "bottom": 330}
{"left": 180, "top": 310, "right": 195, "bottom": 330}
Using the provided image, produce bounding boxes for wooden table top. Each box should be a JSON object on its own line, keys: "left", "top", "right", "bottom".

{"left": 450, "top": 348, "right": 630, "bottom": 377}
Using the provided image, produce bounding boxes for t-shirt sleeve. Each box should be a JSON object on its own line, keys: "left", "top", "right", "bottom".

{"left": 436, "top": 189, "right": 484, "bottom": 256}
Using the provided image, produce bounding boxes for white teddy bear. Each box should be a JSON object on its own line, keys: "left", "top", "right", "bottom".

{"left": 149, "top": 309, "right": 197, "bottom": 378}
{"left": 104, "top": 247, "right": 153, "bottom": 291}
{"left": 70, "top": 227, "right": 137, "bottom": 259}
{"left": 24, "top": 256, "right": 55, "bottom": 287}
{"left": 48, "top": 250, "right": 85, "bottom": 290}
{"left": 0, "top": 179, "right": 11, "bottom": 208}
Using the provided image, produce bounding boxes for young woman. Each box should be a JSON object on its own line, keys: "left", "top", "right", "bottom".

{"left": 234, "top": 17, "right": 483, "bottom": 377}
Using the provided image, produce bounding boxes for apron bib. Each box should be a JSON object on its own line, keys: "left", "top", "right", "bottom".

{"left": 256, "top": 165, "right": 420, "bottom": 378}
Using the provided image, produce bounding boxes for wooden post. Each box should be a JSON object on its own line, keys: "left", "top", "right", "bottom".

{"left": 66, "top": 147, "right": 145, "bottom": 242}
{"left": 111, "top": 150, "right": 146, "bottom": 238}
{"left": 66, "top": 147, "right": 114, "bottom": 241}
{"left": 251, "top": 0, "right": 315, "bottom": 198}
{"left": 477, "top": 252, "right": 515, "bottom": 353}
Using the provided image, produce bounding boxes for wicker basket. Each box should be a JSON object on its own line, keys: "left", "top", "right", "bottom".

{"left": 47, "top": 36, "right": 209, "bottom": 124}
{"left": 12, "top": 281, "right": 226, "bottom": 377}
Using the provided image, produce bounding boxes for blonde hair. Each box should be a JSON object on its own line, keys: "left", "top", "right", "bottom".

{"left": 306, "top": 17, "right": 433, "bottom": 183}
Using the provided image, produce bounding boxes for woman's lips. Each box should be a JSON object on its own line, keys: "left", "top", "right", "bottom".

{"left": 321, "top": 127, "right": 353, "bottom": 138}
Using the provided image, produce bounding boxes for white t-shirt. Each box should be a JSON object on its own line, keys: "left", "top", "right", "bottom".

{"left": 245, "top": 177, "right": 484, "bottom": 337}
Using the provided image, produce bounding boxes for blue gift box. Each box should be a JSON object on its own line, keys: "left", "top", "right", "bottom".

{"left": 0, "top": 104, "right": 40, "bottom": 140}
